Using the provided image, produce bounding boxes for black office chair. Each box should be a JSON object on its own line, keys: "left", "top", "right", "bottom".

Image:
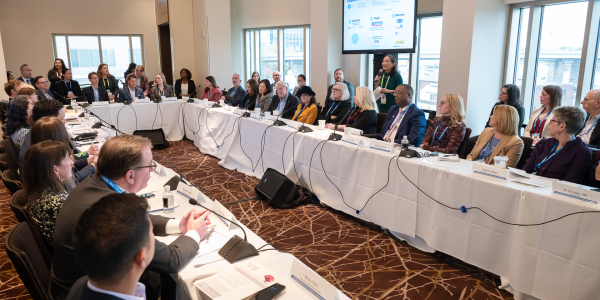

{"left": 376, "top": 112, "right": 388, "bottom": 133}
{"left": 10, "top": 189, "right": 28, "bottom": 222}
{"left": 1, "top": 138, "right": 21, "bottom": 180}
{"left": 312, "top": 103, "right": 323, "bottom": 125}
{"left": 149, "top": 81, "right": 154, "bottom": 89}
{"left": 5, "top": 222, "right": 52, "bottom": 300}
{"left": 457, "top": 128, "right": 473, "bottom": 159}
{"left": 516, "top": 136, "right": 534, "bottom": 169}
{"left": 2, "top": 169, "right": 23, "bottom": 195}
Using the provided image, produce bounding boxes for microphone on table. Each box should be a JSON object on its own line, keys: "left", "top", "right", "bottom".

{"left": 374, "top": 69, "right": 383, "bottom": 85}
{"left": 297, "top": 105, "right": 318, "bottom": 133}
{"left": 398, "top": 134, "right": 422, "bottom": 158}
{"left": 189, "top": 198, "right": 259, "bottom": 263}
{"left": 187, "top": 90, "right": 198, "bottom": 103}
{"left": 241, "top": 98, "right": 257, "bottom": 118}
{"left": 52, "top": 91, "right": 69, "bottom": 105}
{"left": 328, "top": 104, "right": 354, "bottom": 141}
{"left": 272, "top": 104, "right": 298, "bottom": 126}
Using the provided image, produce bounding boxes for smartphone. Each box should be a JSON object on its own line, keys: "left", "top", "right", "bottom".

{"left": 248, "top": 284, "right": 286, "bottom": 300}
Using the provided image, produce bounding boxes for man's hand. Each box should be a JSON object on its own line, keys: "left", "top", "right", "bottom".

{"left": 187, "top": 209, "right": 211, "bottom": 240}
{"left": 87, "top": 145, "right": 99, "bottom": 156}
{"left": 179, "top": 209, "right": 194, "bottom": 234}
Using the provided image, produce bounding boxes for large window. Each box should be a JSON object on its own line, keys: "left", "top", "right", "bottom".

{"left": 53, "top": 34, "right": 144, "bottom": 83}
{"left": 505, "top": 0, "right": 600, "bottom": 117}
{"left": 245, "top": 26, "right": 311, "bottom": 90}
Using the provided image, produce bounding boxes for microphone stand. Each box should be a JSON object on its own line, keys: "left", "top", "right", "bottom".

{"left": 272, "top": 100, "right": 298, "bottom": 126}
{"left": 328, "top": 104, "right": 354, "bottom": 141}
{"left": 81, "top": 106, "right": 126, "bottom": 135}
{"left": 297, "top": 105, "right": 317, "bottom": 133}
{"left": 241, "top": 98, "right": 257, "bottom": 118}
{"left": 52, "top": 90, "right": 70, "bottom": 105}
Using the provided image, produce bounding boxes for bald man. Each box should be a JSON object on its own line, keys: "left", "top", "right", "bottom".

{"left": 221, "top": 73, "right": 246, "bottom": 106}
{"left": 577, "top": 89, "right": 600, "bottom": 148}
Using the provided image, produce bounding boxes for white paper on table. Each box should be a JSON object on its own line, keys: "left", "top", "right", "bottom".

{"left": 438, "top": 154, "right": 460, "bottom": 162}
{"left": 508, "top": 167, "right": 553, "bottom": 187}
{"left": 373, "top": 87, "right": 383, "bottom": 100}
{"left": 193, "top": 262, "right": 277, "bottom": 300}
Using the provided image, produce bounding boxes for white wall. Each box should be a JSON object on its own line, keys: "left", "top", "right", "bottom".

{"left": 207, "top": 0, "right": 233, "bottom": 89}
{"left": 0, "top": 0, "right": 160, "bottom": 84}
{"left": 169, "top": 0, "right": 197, "bottom": 84}
{"left": 0, "top": 30, "right": 7, "bottom": 100}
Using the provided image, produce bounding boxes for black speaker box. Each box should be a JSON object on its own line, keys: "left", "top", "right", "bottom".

{"left": 255, "top": 168, "right": 296, "bottom": 206}
{"left": 133, "top": 128, "right": 170, "bottom": 150}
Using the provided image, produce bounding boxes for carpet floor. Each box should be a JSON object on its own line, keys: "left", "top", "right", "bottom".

{"left": 0, "top": 139, "right": 514, "bottom": 300}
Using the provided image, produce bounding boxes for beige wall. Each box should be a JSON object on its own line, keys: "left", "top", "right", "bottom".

{"left": 0, "top": 0, "right": 159, "bottom": 84}
{"left": 0, "top": 30, "right": 7, "bottom": 100}
{"left": 169, "top": 0, "right": 196, "bottom": 85}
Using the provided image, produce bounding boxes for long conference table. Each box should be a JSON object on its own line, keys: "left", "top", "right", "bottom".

{"left": 87, "top": 101, "right": 600, "bottom": 300}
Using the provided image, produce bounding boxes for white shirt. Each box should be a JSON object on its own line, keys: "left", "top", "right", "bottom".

{"left": 181, "top": 83, "right": 188, "bottom": 95}
{"left": 87, "top": 280, "right": 146, "bottom": 300}
{"left": 579, "top": 113, "right": 600, "bottom": 144}
{"left": 129, "top": 87, "right": 136, "bottom": 101}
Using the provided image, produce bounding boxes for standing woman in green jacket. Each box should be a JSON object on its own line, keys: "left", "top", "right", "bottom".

{"left": 374, "top": 54, "right": 403, "bottom": 113}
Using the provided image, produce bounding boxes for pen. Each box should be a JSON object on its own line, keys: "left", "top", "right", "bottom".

{"left": 205, "top": 228, "right": 214, "bottom": 244}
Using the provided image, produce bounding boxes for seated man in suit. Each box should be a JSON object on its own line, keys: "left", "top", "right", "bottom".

{"left": 377, "top": 84, "right": 427, "bottom": 146}
{"left": 117, "top": 74, "right": 145, "bottom": 102}
{"left": 34, "top": 76, "right": 55, "bottom": 101}
{"left": 134, "top": 65, "right": 150, "bottom": 96}
{"left": 221, "top": 73, "right": 246, "bottom": 106}
{"left": 67, "top": 193, "right": 207, "bottom": 300}
{"left": 51, "top": 135, "right": 211, "bottom": 300}
{"left": 577, "top": 89, "right": 600, "bottom": 148}
{"left": 17, "top": 64, "right": 34, "bottom": 86}
{"left": 81, "top": 72, "right": 109, "bottom": 104}
{"left": 267, "top": 81, "right": 299, "bottom": 119}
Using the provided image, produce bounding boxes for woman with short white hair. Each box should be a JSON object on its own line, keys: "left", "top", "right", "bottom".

{"left": 318, "top": 82, "right": 352, "bottom": 125}
{"left": 326, "top": 86, "right": 378, "bottom": 134}
{"left": 148, "top": 73, "right": 174, "bottom": 102}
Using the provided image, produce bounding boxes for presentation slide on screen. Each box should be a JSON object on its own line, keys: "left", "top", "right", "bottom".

{"left": 343, "top": 0, "right": 416, "bottom": 52}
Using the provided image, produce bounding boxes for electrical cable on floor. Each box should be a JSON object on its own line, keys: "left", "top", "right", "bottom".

{"left": 116, "top": 104, "right": 138, "bottom": 132}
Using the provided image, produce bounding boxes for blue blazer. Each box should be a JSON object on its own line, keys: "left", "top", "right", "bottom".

{"left": 379, "top": 104, "right": 427, "bottom": 145}
{"left": 116, "top": 87, "right": 144, "bottom": 102}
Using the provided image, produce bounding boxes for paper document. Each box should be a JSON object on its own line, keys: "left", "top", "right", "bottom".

{"left": 508, "top": 167, "right": 552, "bottom": 187}
{"left": 373, "top": 87, "right": 383, "bottom": 100}
{"left": 194, "top": 262, "right": 277, "bottom": 299}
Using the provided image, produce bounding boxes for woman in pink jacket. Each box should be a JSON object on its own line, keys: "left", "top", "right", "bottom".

{"left": 201, "top": 76, "right": 223, "bottom": 102}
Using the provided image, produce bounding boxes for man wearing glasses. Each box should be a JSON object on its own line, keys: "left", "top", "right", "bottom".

{"left": 51, "top": 135, "right": 211, "bottom": 300}
{"left": 34, "top": 76, "right": 55, "bottom": 101}
{"left": 577, "top": 89, "right": 600, "bottom": 148}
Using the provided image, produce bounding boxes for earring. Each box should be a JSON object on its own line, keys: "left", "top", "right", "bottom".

{"left": 58, "top": 174, "right": 61, "bottom": 181}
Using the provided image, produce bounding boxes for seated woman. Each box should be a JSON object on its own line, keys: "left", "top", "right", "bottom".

{"left": 149, "top": 73, "right": 174, "bottom": 102}
{"left": 30, "top": 117, "right": 97, "bottom": 184}
{"left": 23, "top": 140, "right": 72, "bottom": 246}
{"left": 241, "top": 79, "right": 259, "bottom": 109}
{"left": 256, "top": 79, "right": 274, "bottom": 111}
{"left": 523, "top": 85, "right": 562, "bottom": 144}
{"left": 17, "top": 86, "right": 39, "bottom": 103}
{"left": 4, "top": 97, "right": 32, "bottom": 147}
{"left": 201, "top": 76, "right": 223, "bottom": 102}
{"left": 174, "top": 69, "right": 196, "bottom": 98}
{"left": 97, "top": 64, "right": 119, "bottom": 101}
{"left": 292, "top": 74, "right": 307, "bottom": 98}
{"left": 53, "top": 68, "right": 81, "bottom": 103}
{"left": 420, "top": 94, "right": 467, "bottom": 154}
{"left": 522, "top": 106, "right": 591, "bottom": 184}
{"left": 319, "top": 82, "right": 352, "bottom": 125}
{"left": 292, "top": 86, "right": 318, "bottom": 125}
{"left": 327, "top": 86, "right": 378, "bottom": 134}
{"left": 467, "top": 105, "right": 524, "bottom": 168}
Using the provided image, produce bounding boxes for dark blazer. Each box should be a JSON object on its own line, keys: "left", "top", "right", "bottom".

{"left": 81, "top": 86, "right": 109, "bottom": 104}
{"left": 53, "top": 80, "right": 82, "bottom": 101}
{"left": 240, "top": 94, "right": 257, "bottom": 110}
{"left": 174, "top": 79, "right": 197, "bottom": 98}
{"left": 50, "top": 174, "right": 199, "bottom": 300}
{"left": 578, "top": 114, "right": 600, "bottom": 148}
{"left": 345, "top": 108, "right": 378, "bottom": 134}
{"left": 318, "top": 99, "right": 353, "bottom": 124}
{"left": 98, "top": 75, "right": 120, "bottom": 95}
{"left": 267, "top": 92, "right": 299, "bottom": 119}
{"left": 522, "top": 137, "right": 592, "bottom": 184}
{"left": 48, "top": 68, "right": 64, "bottom": 89}
{"left": 148, "top": 85, "right": 174, "bottom": 102}
{"left": 17, "top": 76, "right": 34, "bottom": 85}
{"left": 224, "top": 86, "right": 247, "bottom": 107}
{"left": 325, "top": 80, "right": 355, "bottom": 107}
{"left": 485, "top": 102, "right": 525, "bottom": 135}
{"left": 379, "top": 104, "right": 427, "bottom": 146}
{"left": 66, "top": 277, "right": 122, "bottom": 300}
{"left": 116, "top": 87, "right": 145, "bottom": 102}
{"left": 36, "top": 88, "right": 55, "bottom": 101}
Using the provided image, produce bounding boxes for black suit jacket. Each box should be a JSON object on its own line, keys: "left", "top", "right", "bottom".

{"left": 53, "top": 80, "right": 82, "bottom": 101}
{"left": 66, "top": 277, "right": 124, "bottom": 300}
{"left": 346, "top": 108, "right": 378, "bottom": 134}
{"left": 223, "top": 86, "right": 247, "bottom": 107}
{"left": 318, "top": 99, "right": 353, "bottom": 124}
{"left": 174, "top": 79, "right": 197, "bottom": 98}
{"left": 81, "top": 86, "right": 109, "bottom": 104}
{"left": 17, "top": 76, "right": 34, "bottom": 86}
{"left": 267, "top": 93, "right": 299, "bottom": 119}
{"left": 578, "top": 114, "right": 600, "bottom": 148}
{"left": 50, "top": 174, "right": 200, "bottom": 300}
{"left": 98, "top": 75, "right": 120, "bottom": 94}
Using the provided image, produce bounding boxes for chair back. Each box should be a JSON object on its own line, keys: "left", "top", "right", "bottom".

{"left": 376, "top": 113, "right": 388, "bottom": 133}
{"left": 516, "top": 136, "right": 534, "bottom": 169}
{"left": 5, "top": 222, "right": 52, "bottom": 300}
{"left": 10, "top": 189, "right": 28, "bottom": 222}
{"left": 313, "top": 103, "right": 323, "bottom": 125}
{"left": 0, "top": 153, "right": 9, "bottom": 172}
{"left": 1, "top": 138, "right": 21, "bottom": 180}
{"left": 457, "top": 128, "right": 473, "bottom": 159}
{"left": 3, "top": 169, "right": 23, "bottom": 195}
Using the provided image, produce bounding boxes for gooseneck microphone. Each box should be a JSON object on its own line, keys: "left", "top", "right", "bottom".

{"left": 272, "top": 102, "right": 298, "bottom": 126}
{"left": 374, "top": 69, "right": 383, "bottom": 85}
{"left": 52, "top": 90, "right": 69, "bottom": 105}
{"left": 297, "top": 105, "right": 317, "bottom": 133}
{"left": 328, "top": 104, "right": 354, "bottom": 141}
{"left": 188, "top": 198, "right": 259, "bottom": 263}
{"left": 241, "top": 98, "right": 257, "bottom": 118}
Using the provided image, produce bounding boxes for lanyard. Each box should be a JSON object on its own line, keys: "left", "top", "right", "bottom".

{"left": 432, "top": 120, "right": 449, "bottom": 144}
{"left": 103, "top": 78, "right": 110, "bottom": 88}
{"left": 101, "top": 175, "right": 125, "bottom": 194}
{"left": 480, "top": 137, "right": 499, "bottom": 163}
{"left": 533, "top": 109, "right": 551, "bottom": 134}
{"left": 581, "top": 117, "right": 600, "bottom": 137}
{"left": 381, "top": 73, "right": 391, "bottom": 89}
{"left": 158, "top": 85, "right": 164, "bottom": 96}
{"left": 390, "top": 104, "right": 411, "bottom": 129}
{"left": 326, "top": 101, "right": 341, "bottom": 116}
{"left": 295, "top": 105, "right": 309, "bottom": 120}
{"left": 64, "top": 81, "right": 71, "bottom": 91}
{"left": 533, "top": 136, "right": 576, "bottom": 173}
{"left": 279, "top": 94, "right": 289, "bottom": 112}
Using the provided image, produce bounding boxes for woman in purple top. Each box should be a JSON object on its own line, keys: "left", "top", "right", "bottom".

{"left": 522, "top": 106, "right": 591, "bottom": 184}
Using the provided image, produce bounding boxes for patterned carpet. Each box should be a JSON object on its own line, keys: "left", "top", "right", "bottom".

{"left": 0, "top": 139, "right": 514, "bottom": 300}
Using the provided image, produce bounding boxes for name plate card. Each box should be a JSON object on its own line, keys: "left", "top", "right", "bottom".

{"left": 250, "top": 111, "right": 261, "bottom": 120}
{"left": 163, "top": 97, "right": 178, "bottom": 102}
{"left": 369, "top": 140, "right": 396, "bottom": 155}
{"left": 472, "top": 163, "right": 509, "bottom": 181}
{"left": 342, "top": 135, "right": 369, "bottom": 147}
{"left": 287, "top": 120, "right": 300, "bottom": 129}
{"left": 151, "top": 161, "right": 167, "bottom": 177}
{"left": 136, "top": 98, "right": 150, "bottom": 104}
{"left": 211, "top": 200, "right": 238, "bottom": 231}
{"left": 92, "top": 101, "right": 108, "bottom": 107}
{"left": 233, "top": 108, "right": 244, "bottom": 115}
{"left": 289, "top": 259, "right": 336, "bottom": 300}
{"left": 552, "top": 181, "right": 600, "bottom": 205}
{"left": 176, "top": 184, "right": 203, "bottom": 203}
{"left": 203, "top": 99, "right": 210, "bottom": 106}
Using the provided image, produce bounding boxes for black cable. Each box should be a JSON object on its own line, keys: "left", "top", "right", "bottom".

{"left": 318, "top": 140, "right": 356, "bottom": 211}
{"left": 151, "top": 102, "right": 160, "bottom": 129}
{"left": 204, "top": 107, "right": 242, "bottom": 149}
{"left": 257, "top": 243, "right": 276, "bottom": 251}
{"left": 291, "top": 131, "right": 309, "bottom": 190}
{"left": 182, "top": 103, "right": 203, "bottom": 135}
{"left": 176, "top": 102, "right": 186, "bottom": 138}
{"left": 156, "top": 102, "right": 171, "bottom": 141}
{"left": 116, "top": 104, "right": 138, "bottom": 132}
{"left": 308, "top": 140, "right": 328, "bottom": 194}
{"left": 359, "top": 156, "right": 396, "bottom": 211}
{"left": 281, "top": 130, "right": 297, "bottom": 174}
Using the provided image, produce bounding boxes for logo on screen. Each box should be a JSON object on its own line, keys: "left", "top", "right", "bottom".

{"left": 348, "top": 20, "right": 351, "bottom": 24}
{"left": 370, "top": 17, "right": 373, "bottom": 21}
{"left": 348, "top": 4, "right": 351, "bottom": 9}
{"left": 352, "top": 34, "right": 359, "bottom": 44}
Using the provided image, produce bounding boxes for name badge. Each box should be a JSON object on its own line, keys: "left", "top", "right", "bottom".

{"left": 289, "top": 259, "right": 336, "bottom": 300}
{"left": 381, "top": 94, "right": 386, "bottom": 104}
{"left": 369, "top": 140, "right": 396, "bottom": 154}
{"left": 342, "top": 135, "right": 369, "bottom": 147}
{"left": 211, "top": 200, "right": 238, "bottom": 231}
{"left": 472, "top": 163, "right": 510, "bottom": 181}
{"left": 552, "top": 181, "right": 600, "bottom": 205}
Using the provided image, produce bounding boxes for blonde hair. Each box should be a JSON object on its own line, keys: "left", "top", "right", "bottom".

{"left": 438, "top": 94, "right": 465, "bottom": 128}
{"left": 355, "top": 86, "right": 379, "bottom": 113}
{"left": 156, "top": 73, "right": 166, "bottom": 85}
{"left": 493, "top": 105, "right": 519, "bottom": 136}
{"left": 136, "top": 65, "right": 145, "bottom": 72}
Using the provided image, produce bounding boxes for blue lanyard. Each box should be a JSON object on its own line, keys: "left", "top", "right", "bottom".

{"left": 207, "top": 90, "right": 210, "bottom": 98}
{"left": 295, "top": 105, "right": 308, "bottom": 119}
{"left": 533, "top": 136, "right": 576, "bottom": 173}
{"left": 481, "top": 137, "right": 499, "bottom": 162}
{"left": 64, "top": 81, "right": 71, "bottom": 90}
{"left": 101, "top": 175, "right": 125, "bottom": 194}
{"left": 390, "top": 104, "right": 412, "bottom": 128}
{"left": 326, "top": 101, "right": 341, "bottom": 116}
{"left": 159, "top": 86, "right": 164, "bottom": 96}
{"left": 581, "top": 117, "right": 600, "bottom": 137}
{"left": 533, "top": 109, "right": 552, "bottom": 134}
{"left": 432, "top": 120, "right": 449, "bottom": 144}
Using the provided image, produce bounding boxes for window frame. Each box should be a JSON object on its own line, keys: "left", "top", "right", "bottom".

{"left": 412, "top": 12, "right": 443, "bottom": 111}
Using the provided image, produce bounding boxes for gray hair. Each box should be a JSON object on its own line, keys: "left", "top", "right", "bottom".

{"left": 398, "top": 84, "right": 414, "bottom": 98}
{"left": 14, "top": 95, "right": 30, "bottom": 102}
{"left": 334, "top": 82, "right": 350, "bottom": 101}
{"left": 275, "top": 81, "right": 288, "bottom": 90}
{"left": 553, "top": 106, "right": 586, "bottom": 136}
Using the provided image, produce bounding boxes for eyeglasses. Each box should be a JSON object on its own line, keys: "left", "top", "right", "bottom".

{"left": 39, "top": 81, "right": 48, "bottom": 84}
{"left": 332, "top": 88, "right": 342, "bottom": 92}
{"left": 300, "top": 94, "right": 311, "bottom": 97}
{"left": 499, "top": 91, "right": 507, "bottom": 95}
{"left": 548, "top": 118, "right": 564, "bottom": 124}
{"left": 132, "top": 163, "right": 157, "bottom": 172}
